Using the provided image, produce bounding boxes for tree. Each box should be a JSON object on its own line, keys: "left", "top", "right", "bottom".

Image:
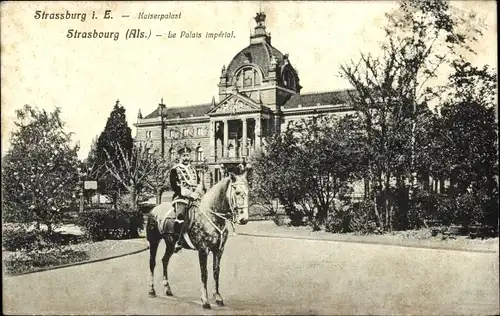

{"left": 82, "top": 136, "right": 107, "bottom": 203}
{"left": 250, "top": 132, "right": 308, "bottom": 225}
{"left": 437, "top": 60, "right": 498, "bottom": 226}
{"left": 144, "top": 151, "right": 172, "bottom": 205}
{"left": 104, "top": 141, "right": 167, "bottom": 211}
{"left": 93, "top": 101, "right": 133, "bottom": 206}
{"left": 339, "top": 0, "right": 485, "bottom": 230}
{"left": 251, "top": 115, "right": 364, "bottom": 227}
{"left": 2, "top": 105, "right": 80, "bottom": 232}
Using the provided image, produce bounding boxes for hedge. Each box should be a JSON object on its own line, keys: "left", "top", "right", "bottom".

{"left": 2, "top": 228, "right": 85, "bottom": 252}
{"left": 77, "top": 208, "right": 144, "bottom": 241}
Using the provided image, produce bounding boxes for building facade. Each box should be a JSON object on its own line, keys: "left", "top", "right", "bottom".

{"left": 134, "top": 12, "right": 354, "bottom": 187}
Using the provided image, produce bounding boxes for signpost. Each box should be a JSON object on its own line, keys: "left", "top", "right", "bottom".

{"left": 84, "top": 181, "right": 98, "bottom": 190}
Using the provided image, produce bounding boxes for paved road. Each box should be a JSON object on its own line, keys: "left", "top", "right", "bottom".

{"left": 3, "top": 235, "right": 499, "bottom": 315}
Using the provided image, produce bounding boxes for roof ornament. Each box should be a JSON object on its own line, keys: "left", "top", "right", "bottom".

{"left": 158, "top": 97, "right": 166, "bottom": 117}
{"left": 270, "top": 55, "right": 278, "bottom": 68}
{"left": 211, "top": 96, "right": 216, "bottom": 109}
{"left": 221, "top": 65, "right": 226, "bottom": 76}
{"left": 137, "top": 109, "right": 143, "bottom": 119}
{"left": 254, "top": 12, "right": 266, "bottom": 26}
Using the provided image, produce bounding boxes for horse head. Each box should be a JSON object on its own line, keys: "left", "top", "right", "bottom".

{"left": 227, "top": 171, "right": 249, "bottom": 225}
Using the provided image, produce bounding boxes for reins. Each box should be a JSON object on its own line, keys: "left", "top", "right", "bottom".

{"left": 197, "top": 179, "right": 247, "bottom": 249}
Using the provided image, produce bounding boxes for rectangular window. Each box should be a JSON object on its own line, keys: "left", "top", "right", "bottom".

{"left": 197, "top": 128, "right": 203, "bottom": 136}
{"left": 183, "top": 129, "right": 188, "bottom": 137}
{"left": 169, "top": 130, "right": 175, "bottom": 138}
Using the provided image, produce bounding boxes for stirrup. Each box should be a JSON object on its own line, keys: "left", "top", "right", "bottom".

{"left": 174, "top": 241, "right": 183, "bottom": 253}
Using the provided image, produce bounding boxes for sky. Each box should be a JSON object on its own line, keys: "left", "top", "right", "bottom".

{"left": 1, "top": 1, "right": 497, "bottom": 159}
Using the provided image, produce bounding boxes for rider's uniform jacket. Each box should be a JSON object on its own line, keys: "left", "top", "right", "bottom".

{"left": 170, "top": 163, "right": 201, "bottom": 202}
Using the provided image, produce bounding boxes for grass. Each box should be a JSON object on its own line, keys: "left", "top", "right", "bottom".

{"left": 3, "top": 225, "right": 147, "bottom": 276}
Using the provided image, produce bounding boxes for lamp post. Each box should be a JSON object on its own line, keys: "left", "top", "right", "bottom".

{"left": 159, "top": 98, "right": 167, "bottom": 158}
{"left": 76, "top": 167, "right": 87, "bottom": 213}
{"left": 200, "top": 157, "right": 209, "bottom": 190}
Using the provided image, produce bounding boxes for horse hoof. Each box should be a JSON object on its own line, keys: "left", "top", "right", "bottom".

{"left": 216, "top": 300, "right": 225, "bottom": 306}
{"left": 148, "top": 290, "right": 156, "bottom": 298}
{"left": 202, "top": 302, "right": 211, "bottom": 309}
{"left": 165, "top": 290, "right": 173, "bottom": 297}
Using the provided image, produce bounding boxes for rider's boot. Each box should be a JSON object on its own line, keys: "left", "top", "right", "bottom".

{"left": 174, "top": 230, "right": 184, "bottom": 253}
{"left": 173, "top": 204, "right": 187, "bottom": 253}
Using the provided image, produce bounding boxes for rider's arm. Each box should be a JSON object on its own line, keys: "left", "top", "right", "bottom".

{"left": 170, "top": 168, "right": 182, "bottom": 197}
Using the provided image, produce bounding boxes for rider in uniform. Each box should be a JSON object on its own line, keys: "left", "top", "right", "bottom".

{"left": 169, "top": 148, "right": 203, "bottom": 253}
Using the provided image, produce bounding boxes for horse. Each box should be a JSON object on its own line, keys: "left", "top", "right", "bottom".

{"left": 145, "top": 170, "right": 249, "bottom": 309}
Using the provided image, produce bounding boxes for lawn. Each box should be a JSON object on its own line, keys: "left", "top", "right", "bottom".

{"left": 3, "top": 224, "right": 147, "bottom": 276}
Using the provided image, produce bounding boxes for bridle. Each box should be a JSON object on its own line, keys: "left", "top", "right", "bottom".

{"left": 200, "top": 178, "right": 248, "bottom": 247}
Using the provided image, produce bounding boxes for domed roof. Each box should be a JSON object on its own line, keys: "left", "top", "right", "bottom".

{"left": 226, "top": 42, "right": 284, "bottom": 78}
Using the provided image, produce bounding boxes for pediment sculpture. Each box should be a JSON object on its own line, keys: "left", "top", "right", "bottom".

{"left": 213, "top": 97, "right": 257, "bottom": 114}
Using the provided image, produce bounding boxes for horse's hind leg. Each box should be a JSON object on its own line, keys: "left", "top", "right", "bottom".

{"left": 146, "top": 214, "right": 161, "bottom": 298}
{"left": 198, "top": 250, "right": 211, "bottom": 309}
{"left": 162, "top": 236, "right": 175, "bottom": 296}
{"left": 148, "top": 239, "right": 159, "bottom": 298}
{"left": 212, "top": 249, "right": 224, "bottom": 306}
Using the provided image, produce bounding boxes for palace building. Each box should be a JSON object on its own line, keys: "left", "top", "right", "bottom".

{"left": 134, "top": 12, "right": 354, "bottom": 186}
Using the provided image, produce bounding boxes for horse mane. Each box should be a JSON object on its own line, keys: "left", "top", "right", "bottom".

{"left": 199, "top": 177, "right": 231, "bottom": 212}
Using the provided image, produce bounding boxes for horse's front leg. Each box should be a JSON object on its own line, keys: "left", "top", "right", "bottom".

{"left": 162, "top": 236, "right": 175, "bottom": 296}
{"left": 212, "top": 249, "right": 224, "bottom": 306}
{"left": 198, "top": 250, "right": 211, "bottom": 309}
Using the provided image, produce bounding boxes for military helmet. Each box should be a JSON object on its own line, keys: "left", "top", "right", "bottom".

{"left": 178, "top": 147, "right": 192, "bottom": 161}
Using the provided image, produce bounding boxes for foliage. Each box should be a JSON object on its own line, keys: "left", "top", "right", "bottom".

{"left": 338, "top": 0, "right": 488, "bottom": 231}
{"left": 144, "top": 151, "right": 172, "bottom": 205}
{"left": 251, "top": 115, "right": 364, "bottom": 227}
{"left": 2, "top": 105, "right": 80, "bottom": 231}
{"left": 2, "top": 228, "right": 86, "bottom": 252}
{"left": 4, "top": 248, "right": 89, "bottom": 276}
{"left": 437, "top": 60, "right": 498, "bottom": 195}
{"left": 348, "top": 200, "right": 381, "bottom": 234}
{"left": 93, "top": 101, "right": 134, "bottom": 204}
{"left": 77, "top": 208, "right": 144, "bottom": 241}
{"left": 104, "top": 141, "right": 169, "bottom": 210}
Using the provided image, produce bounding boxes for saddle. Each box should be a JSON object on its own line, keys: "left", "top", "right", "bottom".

{"left": 158, "top": 199, "right": 197, "bottom": 235}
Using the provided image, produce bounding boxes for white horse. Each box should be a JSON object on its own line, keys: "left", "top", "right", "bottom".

{"left": 145, "top": 171, "right": 249, "bottom": 308}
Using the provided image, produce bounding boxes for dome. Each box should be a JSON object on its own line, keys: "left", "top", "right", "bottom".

{"left": 221, "top": 12, "right": 301, "bottom": 94}
{"left": 226, "top": 42, "right": 284, "bottom": 79}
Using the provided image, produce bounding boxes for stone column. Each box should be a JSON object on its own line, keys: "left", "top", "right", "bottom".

{"left": 242, "top": 118, "right": 247, "bottom": 157}
{"left": 255, "top": 117, "right": 261, "bottom": 151}
{"left": 209, "top": 120, "right": 216, "bottom": 161}
{"left": 223, "top": 119, "right": 229, "bottom": 158}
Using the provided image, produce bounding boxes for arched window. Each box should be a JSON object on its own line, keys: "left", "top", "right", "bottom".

{"left": 168, "top": 148, "right": 174, "bottom": 161}
{"left": 282, "top": 66, "right": 297, "bottom": 91}
{"left": 234, "top": 66, "right": 261, "bottom": 90}
{"left": 196, "top": 147, "right": 204, "bottom": 161}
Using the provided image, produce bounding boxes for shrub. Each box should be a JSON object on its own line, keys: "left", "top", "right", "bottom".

{"left": 283, "top": 204, "right": 307, "bottom": 227}
{"left": 407, "top": 189, "right": 440, "bottom": 229}
{"left": 348, "top": 199, "right": 380, "bottom": 234}
{"left": 324, "top": 200, "right": 352, "bottom": 233}
{"left": 435, "top": 194, "right": 459, "bottom": 225}
{"left": 2, "top": 228, "right": 85, "bottom": 252}
{"left": 4, "top": 248, "right": 89, "bottom": 275}
{"left": 138, "top": 203, "right": 155, "bottom": 215}
{"left": 77, "top": 208, "right": 144, "bottom": 241}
